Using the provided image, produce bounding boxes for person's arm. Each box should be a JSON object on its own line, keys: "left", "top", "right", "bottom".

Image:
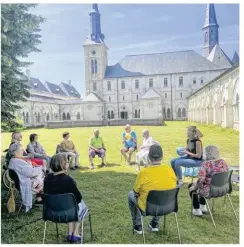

{"left": 101, "top": 138, "right": 106, "bottom": 150}
{"left": 69, "top": 177, "right": 83, "bottom": 203}
{"left": 184, "top": 141, "right": 202, "bottom": 159}
{"left": 72, "top": 141, "right": 76, "bottom": 152}
{"left": 20, "top": 163, "right": 44, "bottom": 178}
{"left": 89, "top": 138, "right": 97, "bottom": 151}
{"left": 195, "top": 162, "right": 207, "bottom": 190}
{"left": 132, "top": 131, "right": 137, "bottom": 144}
{"left": 133, "top": 171, "right": 144, "bottom": 196}
{"left": 27, "top": 143, "right": 44, "bottom": 158}
{"left": 122, "top": 133, "right": 125, "bottom": 144}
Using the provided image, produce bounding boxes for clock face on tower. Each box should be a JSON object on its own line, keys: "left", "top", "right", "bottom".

{"left": 91, "top": 34, "right": 96, "bottom": 40}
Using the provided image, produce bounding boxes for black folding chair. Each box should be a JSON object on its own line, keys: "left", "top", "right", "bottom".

{"left": 191, "top": 170, "right": 238, "bottom": 228}
{"left": 42, "top": 193, "right": 93, "bottom": 244}
{"left": 134, "top": 188, "right": 181, "bottom": 244}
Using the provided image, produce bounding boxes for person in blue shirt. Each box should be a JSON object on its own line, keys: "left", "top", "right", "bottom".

{"left": 121, "top": 124, "right": 137, "bottom": 165}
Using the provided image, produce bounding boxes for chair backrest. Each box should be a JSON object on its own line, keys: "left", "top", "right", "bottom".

{"left": 56, "top": 144, "right": 62, "bottom": 154}
{"left": 209, "top": 170, "right": 233, "bottom": 198}
{"left": 145, "top": 188, "right": 179, "bottom": 216}
{"left": 43, "top": 193, "right": 78, "bottom": 223}
{"left": 8, "top": 169, "right": 21, "bottom": 191}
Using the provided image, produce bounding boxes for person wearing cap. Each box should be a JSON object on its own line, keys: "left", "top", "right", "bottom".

{"left": 121, "top": 124, "right": 137, "bottom": 165}
{"left": 170, "top": 126, "right": 203, "bottom": 187}
{"left": 128, "top": 144, "right": 177, "bottom": 235}
{"left": 60, "top": 132, "right": 80, "bottom": 170}
{"left": 89, "top": 129, "right": 106, "bottom": 169}
{"left": 136, "top": 130, "right": 158, "bottom": 170}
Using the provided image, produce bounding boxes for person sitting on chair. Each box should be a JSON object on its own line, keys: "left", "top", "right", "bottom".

{"left": 44, "top": 153, "right": 88, "bottom": 243}
{"left": 8, "top": 144, "right": 45, "bottom": 209}
{"left": 60, "top": 132, "right": 80, "bottom": 170}
{"left": 121, "top": 124, "right": 137, "bottom": 165}
{"left": 27, "top": 133, "right": 51, "bottom": 170}
{"left": 188, "top": 145, "right": 228, "bottom": 216}
{"left": 171, "top": 126, "right": 203, "bottom": 187}
{"left": 128, "top": 144, "right": 177, "bottom": 235}
{"left": 136, "top": 130, "right": 158, "bottom": 169}
{"left": 89, "top": 129, "right": 106, "bottom": 169}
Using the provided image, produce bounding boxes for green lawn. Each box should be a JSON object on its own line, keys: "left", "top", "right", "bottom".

{"left": 1, "top": 121, "right": 239, "bottom": 244}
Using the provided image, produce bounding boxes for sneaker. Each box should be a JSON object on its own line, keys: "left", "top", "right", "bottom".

{"left": 149, "top": 223, "right": 159, "bottom": 232}
{"left": 200, "top": 204, "right": 208, "bottom": 213}
{"left": 101, "top": 163, "right": 107, "bottom": 167}
{"left": 192, "top": 208, "right": 203, "bottom": 216}
{"left": 70, "top": 167, "right": 76, "bottom": 170}
{"left": 134, "top": 225, "right": 142, "bottom": 235}
{"left": 74, "top": 165, "right": 81, "bottom": 169}
{"left": 90, "top": 164, "right": 95, "bottom": 170}
{"left": 177, "top": 180, "right": 184, "bottom": 187}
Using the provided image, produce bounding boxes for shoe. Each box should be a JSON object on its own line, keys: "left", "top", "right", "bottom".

{"left": 67, "top": 235, "right": 72, "bottom": 242}
{"left": 90, "top": 164, "right": 95, "bottom": 170}
{"left": 74, "top": 165, "right": 81, "bottom": 169}
{"left": 177, "top": 180, "right": 184, "bottom": 187}
{"left": 192, "top": 208, "right": 203, "bottom": 216}
{"left": 134, "top": 225, "right": 142, "bottom": 235}
{"left": 149, "top": 222, "right": 159, "bottom": 232}
{"left": 101, "top": 163, "right": 107, "bottom": 167}
{"left": 34, "top": 200, "right": 43, "bottom": 206}
{"left": 70, "top": 167, "right": 76, "bottom": 170}
{"left": 71, "top": 235, "right": 81, "bottom": 242}
{"left": 200, "top": 204, "right": 208, "bottom": 213}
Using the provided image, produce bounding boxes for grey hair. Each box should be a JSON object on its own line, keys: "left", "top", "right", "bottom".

{"left": 142, "top": 129, "right": 149, "bottom": 136}
{"left": 203, "top": 145, "right": 220, "bottom": 160}
{"left": 94, "top": 129, "right": 99, "bottom": 133}
{"left": 125, "top": 124, "right": 131, "bottom": 129}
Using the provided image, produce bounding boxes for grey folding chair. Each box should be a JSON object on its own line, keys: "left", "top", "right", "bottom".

{"left": 191, "top": 170, "right": 238, "bottom": 228}
{"left": 133, "top": 188, "right": 181, "bottom": 244}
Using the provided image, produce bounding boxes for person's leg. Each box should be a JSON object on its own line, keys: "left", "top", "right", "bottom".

{"left": 75, "top": 152, "right": 80, "bottom": 167}
{"left": 199, "top": 196, "right": 207, "bottom": 213}
{"left": 68, "top": 222, "right": 75, "bottom": 235}
{"left": 150, "top": 216, "right": 161, "bottom": 230}
{"left": 99, "top": 149, "right": 106, "bottom": 164}
{"left": 89, "top": 149, "right": 96, "bottom": 168}
{"left": 66, "top": 152, "right": 76, "bottom": 168}
{"left": 170, "top": 157, "right": 182, "bottom": 175}
{"left": 128, "top": 147, "right": 135, "bottom": 164}
{"left": 128, "top": 190, "right": 142, "bottom": 227}
{"left": 73, "top": 222, "right": 81, "bottom": 237}
{"left": 121, "top": 147, "right": 128, "bottom": 161}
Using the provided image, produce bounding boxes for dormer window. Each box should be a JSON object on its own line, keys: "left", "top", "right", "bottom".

{"left": 56, "top": 88, "right": 60, "bottom": 92}
{"left": 34, "top": 83, "right": 38, "bottom": 87}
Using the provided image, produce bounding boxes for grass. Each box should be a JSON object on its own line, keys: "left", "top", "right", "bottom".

{"left": 1, "top": 121, "right": 239, "bottom": 244}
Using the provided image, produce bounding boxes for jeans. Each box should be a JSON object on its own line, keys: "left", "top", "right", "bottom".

{"left": 171, "top": 156, "right": 202, "bottom": 180}
{"left": 188, "top": 183, "right": 206, "bottom": 209}
{"left": 128, "top": 191, "right": 160, "bottom": 227}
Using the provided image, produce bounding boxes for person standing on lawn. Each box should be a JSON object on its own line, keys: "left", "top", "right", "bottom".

{"left": 89, "top": 129, "right": 106, "bottom": 169}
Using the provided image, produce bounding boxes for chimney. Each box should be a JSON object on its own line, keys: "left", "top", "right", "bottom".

{"left": 26, "top": 69, "right": 30, "bottom": 80}
{"left": 69, "top": 80, "right": 71, "bottom": 85}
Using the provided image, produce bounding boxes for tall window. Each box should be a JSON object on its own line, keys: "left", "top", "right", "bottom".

{"left": 26, "top": 112, "right": 29, "bottom": 124}
{"left": 193, "top": 80, "right": 196, "bottom": 85}
{"left": 179, "top": 76, "right": 183, "bottom": 87}
{"left": 107, "top": 81, "right": 111, "bottom": 91}
{"left": 123, "top": 96, "right": 125, "bottom": 101}
{"left": 135, "top": 80, "right": 139, "bottom": 89}
{"left": 47, "top": 113, "right": 49, "bottom": 121}
{"left": 111, "top": 110, "right": 114, "bottom": 119}
{"left": 201, "top": 79, "right": 204, "bottom": 84}
{"left": 164, "top": 78, "right": 168, "bottom": 87}
{"left": 109, "top": 96, "right": 111, "bottom": 102}
{"left": 121, "top": 80, "right": 125, "bottom": 89}
{"left": 163, "top": 108, "right": 166, "bottom": 119}
{"left": 178, "top": 108, "right": 182, "bottom": 118}
{"left": 91, "top": 59, "right": 98, "bottom": 74}
{"left": 107, "top": 111, "right": 110, "bottom": 119}
{"left": 180, "top": 92, "right": 183, "bottom": 98}
{"left": 136, "top": 95, "right": 139, "bottom": 100}
{"left": 37, "top": 112, "right": 41, "bottom": 123}
{"left": 165, "top": 93, "right": 167, "bottom": 99}
{"left": 67, "top": 113, "right": 71, "bottom": 120}
{"left": 62, "top": 112, "right": 66, "bottom": 120}
{"left": 167, "top": 108, "right": 171, "bottom": 119}
{"left": 135, "top": 109, "right": 138, "bottom": 118}
{"left": 149, "top": 78, "right": 153, "bottom": 88}
{"left": 23, "top": 112, "right": 25, "bottom": 124}
{"left": 77, "top": 112, "right": 80, "bottom": 120}
{"left": 182, "top": 108, "right": 186, "bottom": 117}
{"left": 93, "top": 82, "right": 97, "bottom": 91}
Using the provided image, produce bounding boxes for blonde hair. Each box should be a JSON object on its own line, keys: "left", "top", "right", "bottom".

{"left": 50, "top": 153, "right": 68, "bottom": 172}
{"left": 187, "top": 126, "right": 203, "bottom": 139}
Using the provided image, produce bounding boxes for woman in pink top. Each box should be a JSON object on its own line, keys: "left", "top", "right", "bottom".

{"left": 188, "top": 145, "right": 228, "bottom": 216}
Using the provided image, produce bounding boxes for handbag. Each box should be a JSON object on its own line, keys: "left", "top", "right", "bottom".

{"left": 7, "top": 183, "right": 16, "bottom": 213}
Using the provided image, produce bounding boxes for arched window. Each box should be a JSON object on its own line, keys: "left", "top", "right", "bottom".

{"left": 163, "top": 108, "right": 166, "bottom": 119}
{"left": 62, "top": 112, "right": 66, "bottom": 120}
{"left": 109, "top": 96, "right": 111, "bottom": 102}
{"left": 91, "top": 59, "right": 97, "bottom": 74}
{"left": 182, "top": 108, "right": 186, "bottom": 118}
{"left": 107, "top": 111, "right": 110, "bottom": 119}
{"left": 165, "top": 93, "right": 167, "bottom": 99}
{"left": 67, "top": 113, "right": 71, "bottom": 120}
{"left": 180, "top": 92, "right": 183, "bottom": 98}
{"left": 135, "top": 109, "right": 138, "bottom": 118}
{"left": 178, "top": 108, "right": 182, "bottom": 118}
{"left": 22, "top": 112, "right": 25, "bottom": 123}
{"left": 47, "top": 113, "right": 49, "bottom": 121}
{"left": 136, "top": 95, "right": 138, "bottom": 100}
{"left": 167, "top": 108, "right": 171, "bottom": 119}
{"left": 94, "top": 59, "right": 97, "bottom": 73}
{"left": 107, "top": 81, "right": 111, "bottom": 91}
{"left": 138, "top": 109, "right": 140, "bottom": 118}
{"left": 26, "top": 112, "right": 29, "bottom": 124}
{"left": 77, "top": 112, "right": 80, "bottom": 120}
{"left": 91, "top": 60, "right": 94, "bottom": 74}
{"left": 111, "top": 110, "right": 114, "bottom": 119}
{"left": 37, "top": 112, "right": 41, "bottom": 123}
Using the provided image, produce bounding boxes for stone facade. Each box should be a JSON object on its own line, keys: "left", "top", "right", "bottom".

{"left": 188, "top": 64, "right": 239, "bottom": 130}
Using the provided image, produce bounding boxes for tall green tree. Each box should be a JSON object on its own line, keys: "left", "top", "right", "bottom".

{"left": 1, "top": 4, "right": 44, "bottom": 131}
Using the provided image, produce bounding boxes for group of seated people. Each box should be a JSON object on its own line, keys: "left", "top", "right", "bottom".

{"left": 4, "top": 125, "right": 230, "bottom": 241}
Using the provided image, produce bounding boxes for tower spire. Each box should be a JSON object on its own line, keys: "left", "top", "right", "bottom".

{"left": 202, "top": 4, "right": 219, "bottom": 58}
{"left": 89, "top": 4, "right": 105, "bottom": 43}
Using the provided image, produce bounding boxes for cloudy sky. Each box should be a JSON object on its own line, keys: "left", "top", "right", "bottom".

{"left": 27, "top": 3, "right": 239, "bottom": 96}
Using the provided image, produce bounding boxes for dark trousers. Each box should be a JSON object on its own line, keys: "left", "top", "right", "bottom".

{"left": 188, "top": 183, "right": 206, "bottom": 209}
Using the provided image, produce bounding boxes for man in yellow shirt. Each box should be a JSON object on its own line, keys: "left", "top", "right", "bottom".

{"left": 60, "top": 132, "right": 80, "bottom": 170}
{"left": 128, "top": 144, "right": 177, "bottom": 234}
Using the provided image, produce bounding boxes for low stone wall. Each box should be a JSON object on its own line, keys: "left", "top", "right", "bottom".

{"left": 45, "top": 118, "right": 165, "bottom": 129}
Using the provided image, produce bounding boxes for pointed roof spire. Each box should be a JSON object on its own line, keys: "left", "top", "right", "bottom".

{"left": 203, "top": 4, "right": 219, "bottom": 28}
{"left": 92, "top": 4, "right": 99, "bottom": 12}
{"left": 232, "top": 51, "right": 239, "bottom": 65}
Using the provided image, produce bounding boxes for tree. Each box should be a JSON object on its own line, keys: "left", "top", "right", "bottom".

{"left": 1, "top": 4, "right": 44, "bottom": 131}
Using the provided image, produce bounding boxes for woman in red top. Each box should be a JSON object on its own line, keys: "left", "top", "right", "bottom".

{"left": 188, "top": 145, "right": 228, "bottom": 216}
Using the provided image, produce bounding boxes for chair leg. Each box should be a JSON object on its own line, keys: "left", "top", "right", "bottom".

{"left": 191, "top": 192, "right": 194, "bottom": 218}
{"left": 140, "top": 215, "right": 145, "bottom": 244}
{"left": 212, "top": 198, "right": 214, "bottom": 213}
{"left": 163, "top": 215, "right": 166, "bottom": 234}
{"left": 227, "top": 194, "right": 238, "bottom": 221}
{"left": 205, "top": 199, "right": 216, "bottom": 228}
{"left": 43, "top": 221, "right": 47, "bottom": 244}
{"left": 174, "top": 213, "right": 181, "bottom": 244}
{"left": 89, "top": 213, "right": 93, "bottom": 239}
{"left": 56, "top": 223, "right": 59, "bottom": 242}
{"left": 224, "top": 195, "right": 227, "bottom": 205}
{"left": 17, "top": 202, "right": 23, "bottom": 217}
{"left": 81, "top": 220, "right": 84, "bottom": 244}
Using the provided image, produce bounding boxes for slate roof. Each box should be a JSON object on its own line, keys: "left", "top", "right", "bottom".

{"left": 207, "top": 45, "right": 232, "bottom": 68}
{"left": 104, "top": 50, "right": 222, "bottom": 78}
{"left": 27, "top": 77, "right": 49, "bottom": 93}
{"left": 45, "top": 81, "right": 67, "bottom": 96}
{"left": 60, "top": 82, "right": 81, "bottom": 98}
{"left": 82, "top": 92, "right": 103, "bottom": 102}
{"left": 232, "top": 51, "right": 239, "bottom": 65}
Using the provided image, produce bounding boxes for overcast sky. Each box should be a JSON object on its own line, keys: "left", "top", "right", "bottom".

{"left": 26, "top": 3, "right": 239, "bottom": 96}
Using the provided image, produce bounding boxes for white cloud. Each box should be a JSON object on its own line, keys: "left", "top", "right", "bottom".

{"left": 111, "top": 12, "right": 125, "bottom": 19}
